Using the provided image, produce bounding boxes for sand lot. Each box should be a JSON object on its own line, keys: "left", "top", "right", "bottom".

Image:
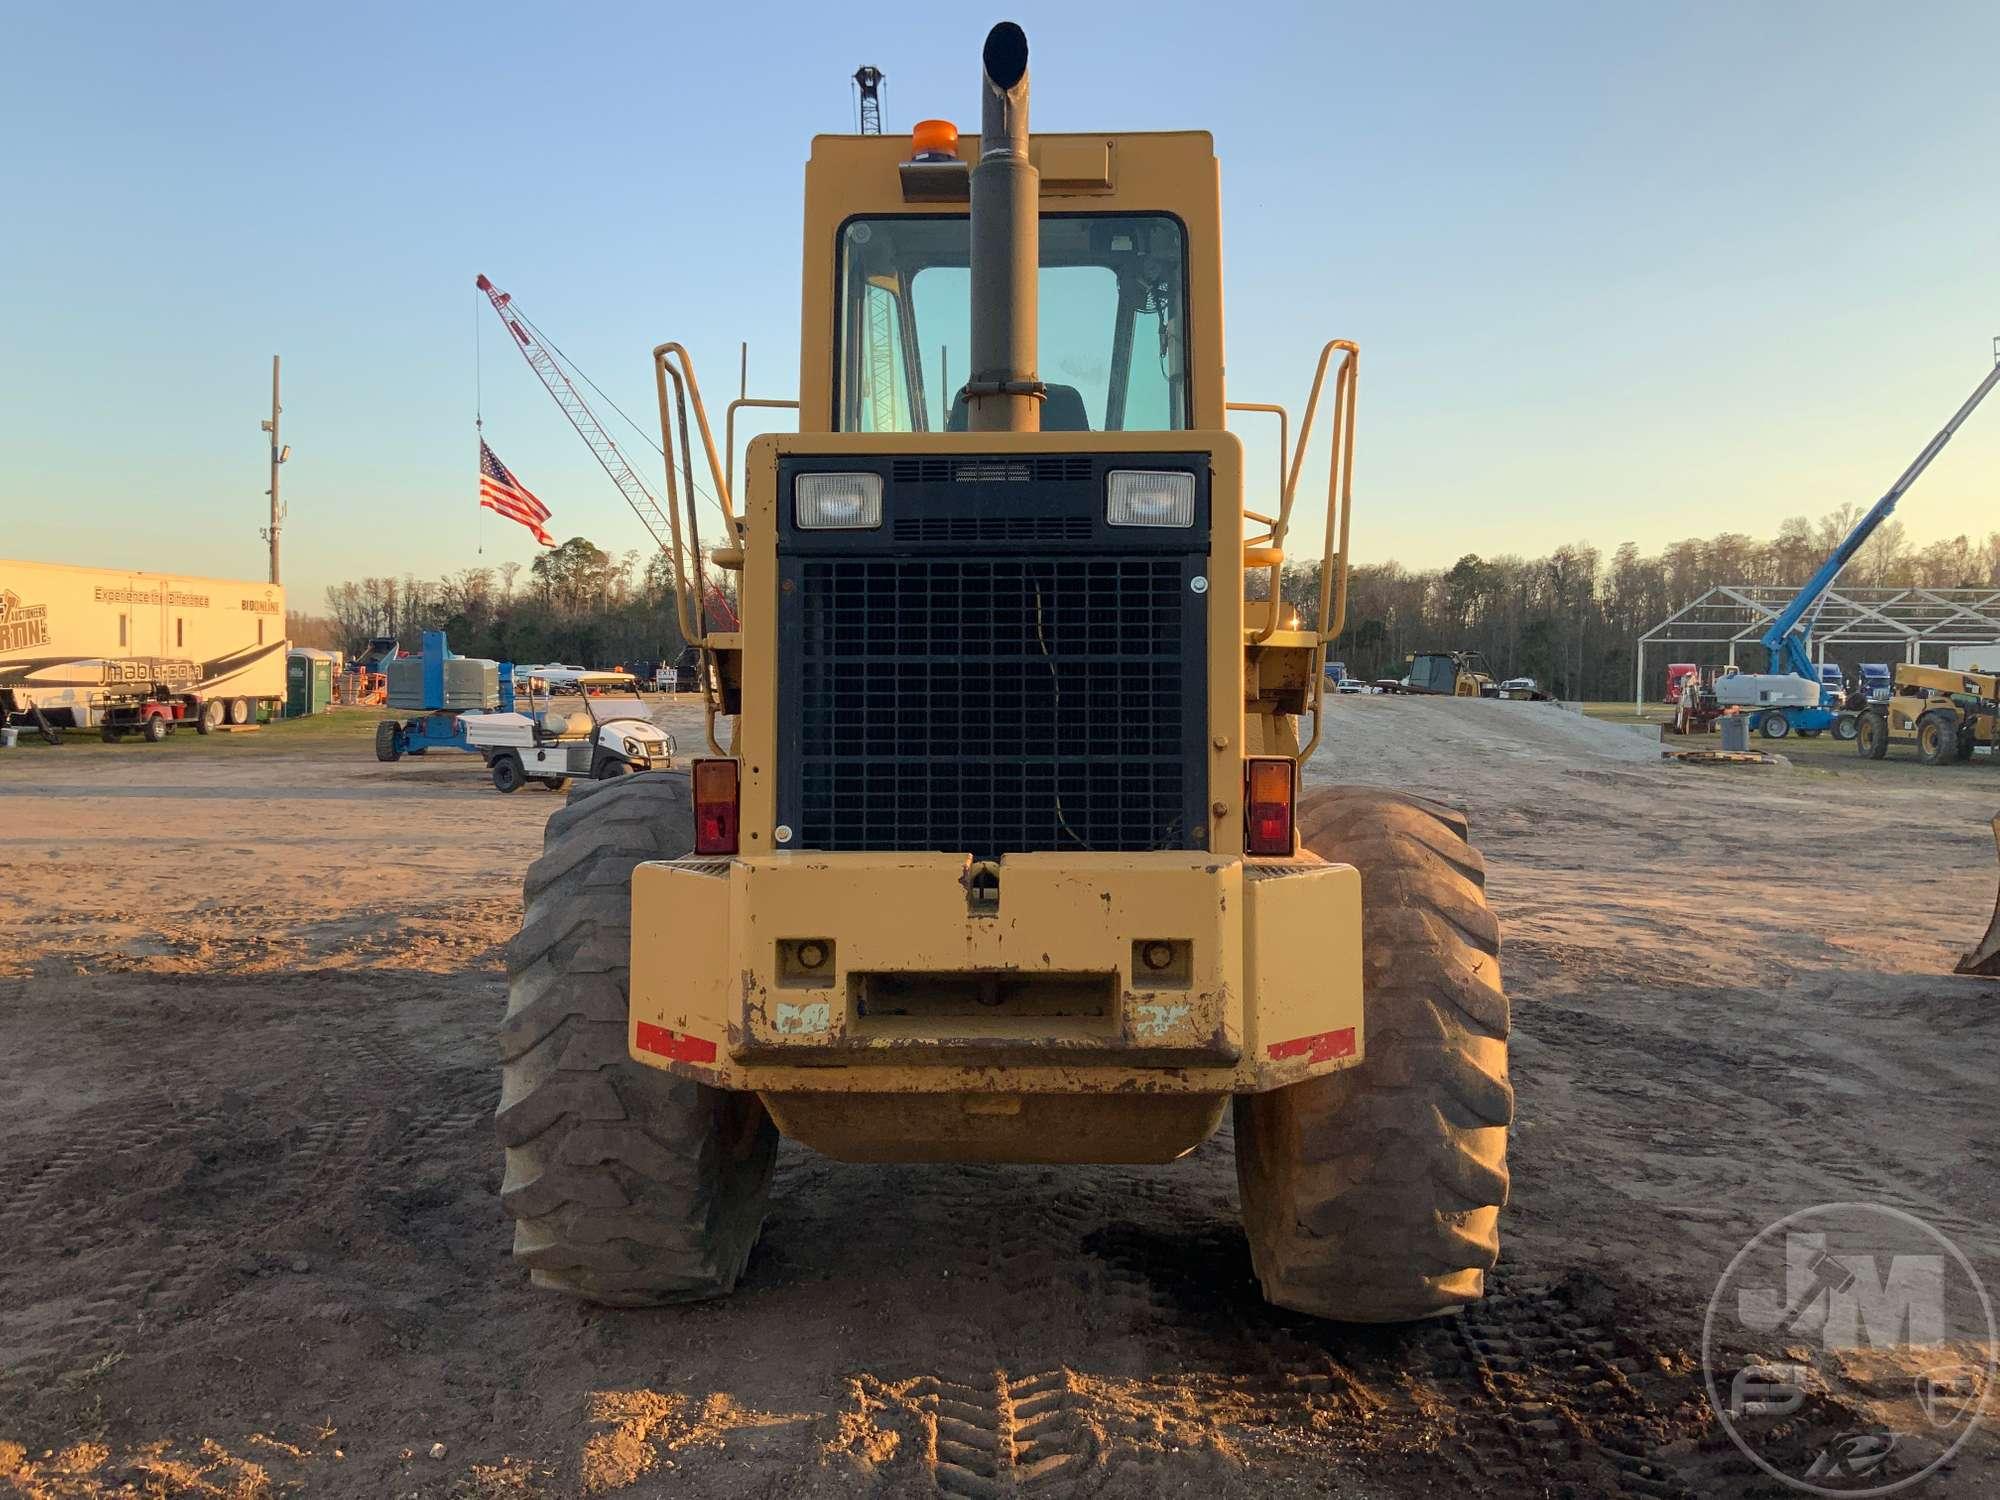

{"left": 2, "top": 697, "right": 1997, "bottom": 1498}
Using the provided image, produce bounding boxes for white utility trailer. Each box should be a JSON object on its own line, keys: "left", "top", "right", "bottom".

{"left": 0, "top": 559, "right": 286, "bottom": 733}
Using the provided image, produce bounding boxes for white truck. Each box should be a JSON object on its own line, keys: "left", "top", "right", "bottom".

{"left": 462, "top": 684, "right": 674, "bottom": 792}
{"left": 0, "top": 559, "right": 286, "bottom": 736}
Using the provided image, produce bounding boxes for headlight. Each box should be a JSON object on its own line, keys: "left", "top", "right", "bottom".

{"left": 1107, "top": 470, "right": 1194, "bottom": 528}
{"left": 795, "top": 472, "right": 883, "bottom": 529}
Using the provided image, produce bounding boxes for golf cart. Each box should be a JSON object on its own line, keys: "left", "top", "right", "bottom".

{"left": 463, "top": 678, "right": 675, "bottom": 793}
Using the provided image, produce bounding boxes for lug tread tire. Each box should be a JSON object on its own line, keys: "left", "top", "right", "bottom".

{"left": 1858, "top": 712, "right": 1889, "bottom": 760}
{"left": 374, "top": 721, "right": 401, "bottom": 762}
{"left": 1917, "top": 712, "right": 1956, "bottom": 767}
{"left": 1236, "top": 785, "right": 1511, "bottom": 1323}
{"left": 498, "top": 772, "right": 776, "bottom": 1305}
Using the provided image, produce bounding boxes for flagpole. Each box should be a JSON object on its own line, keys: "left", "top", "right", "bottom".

{"left": 475, "top": 284, "right": 484, "bottom": 554}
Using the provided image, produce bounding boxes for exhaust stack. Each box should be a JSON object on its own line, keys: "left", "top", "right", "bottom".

{"left": 966, "top": 22, "right": 1041, "bottom": 433}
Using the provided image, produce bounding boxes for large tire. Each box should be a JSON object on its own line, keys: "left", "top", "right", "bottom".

{"left": 1832, "top": 713, "right": 1859, "bottom": 742}
{"left": 1857, "top": 711, "right": 1890, "bottom": 760}
{"left": 1235, "top": 787, "right": 1511, "bottom": 1322}
{"left": 1760, "top": 710, "right": 1791, "bottom": 740}
{"left": 498, "top": 773, "right": 777, "bottom": 1304}
{"left": 196, "top": 699, "right": 224, "bottom": 735}
{"left": 1917, "top": 711, "right": 1957, "bottom": 767}
{"left": 227, "top": 696, "right": 252, "bottom": 726}
{"left": 374, "top": 720, "right": 402, "bottom": 763}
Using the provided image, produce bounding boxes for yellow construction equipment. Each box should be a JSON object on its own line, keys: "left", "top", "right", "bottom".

{"left": 1960, "top": 815, "right": 2000, "bottom": 978}
{"left": 1399, "top": 649, "right": 1498, "bottom": 697}
{"left": 1855, "top": 663, "right": 1999, "bottom": 766}
{"left": 496, "top": 23, "right": 1509, "bottom": 1323}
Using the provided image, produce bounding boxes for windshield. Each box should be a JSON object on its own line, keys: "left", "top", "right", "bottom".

{"left": 837, "top": 213, "right": 1188, "bottom": 433}
{"left": 1409, "top": 656, "right": 1460, "bottom": 694}
{"left": 586, "top": 697, "right": 655, "bottom": 727}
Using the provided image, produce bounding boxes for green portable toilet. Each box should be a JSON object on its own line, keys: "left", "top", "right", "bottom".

{"left": 285, "top": 649, "right": 334, "bottom": 718}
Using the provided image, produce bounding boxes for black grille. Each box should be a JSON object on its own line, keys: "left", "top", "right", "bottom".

{"left": 894, "top": 515, "right": 1093, "bottom": 544}
{"left": 787, "top": 554, "right": 1200, "bottom": 858}
{"left": 891, "top": 455, "right": 1094, "bottom": 484}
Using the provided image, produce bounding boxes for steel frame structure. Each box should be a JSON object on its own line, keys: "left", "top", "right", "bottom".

{"left": 1635, "top": 584, "right": 2000, "bottom": 706}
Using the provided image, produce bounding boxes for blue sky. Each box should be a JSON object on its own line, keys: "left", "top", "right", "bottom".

{"left": 4, "top": 1, "right": 1995, "bottom": 609}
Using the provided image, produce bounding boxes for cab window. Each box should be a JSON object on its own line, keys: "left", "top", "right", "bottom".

{"left": 836, "top": 214, "right": 1188, "bottom": 433}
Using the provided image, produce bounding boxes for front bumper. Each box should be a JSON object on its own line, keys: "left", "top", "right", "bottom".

{"left": 628, "top": 850, "right": 1363, "bottom": 1096}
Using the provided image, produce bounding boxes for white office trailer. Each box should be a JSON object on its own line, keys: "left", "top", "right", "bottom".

{"left": 0, "top": 559, "right": 287, "bottom": 729}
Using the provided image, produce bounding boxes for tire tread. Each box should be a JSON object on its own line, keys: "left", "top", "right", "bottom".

{"left": 1235, "top": 785, "right": 1511, "bottom": 1322}
{"left": 498, "top": 770, "right": 776, "bottom": 1304}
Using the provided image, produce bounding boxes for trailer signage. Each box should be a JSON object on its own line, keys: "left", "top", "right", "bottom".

{"left": 100, "top": 658, "right": 198, "bottom": 688}
{"left": 91, "top": 585, "right": 212, "bottom": 609}
{"left": 0, "top": 590, "right": 51, "bottom": 653}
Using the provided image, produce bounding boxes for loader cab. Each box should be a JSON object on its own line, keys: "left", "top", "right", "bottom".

{"left": 798, "top": 131, "right": 1226, "bottom": 433}
{"left": 832, "top": 212, "right": 1191, "bottom": 435}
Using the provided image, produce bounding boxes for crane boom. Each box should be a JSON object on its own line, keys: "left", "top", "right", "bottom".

{"left": 477, "top": 273, "right": 736, "bottom": 633}
{"left": 1762, "top": 346, "right": 2000, "bottom": 683}
{"left": 476, "top": 274, "right": 680, "bottom": 558}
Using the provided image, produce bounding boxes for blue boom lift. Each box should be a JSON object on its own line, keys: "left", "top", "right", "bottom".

{"left": 372, "top": 631, "right": 519, "bottom": 761}
{"left": 1718, "top": 345, "right": 2000, "bottom": 740}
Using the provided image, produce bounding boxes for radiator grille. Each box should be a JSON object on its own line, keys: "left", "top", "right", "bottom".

{"left": 893, "top": 515, "right": 1093, "bottom": 544}
{"left": 789, "top": 555, "right": 1197, "bottom": 858}
{"left": 890, "top": 456, "right": 1094, "bottom": 484}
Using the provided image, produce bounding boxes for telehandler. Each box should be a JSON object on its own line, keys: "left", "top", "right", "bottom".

{"left": 1855, "top": 663, "right": 1998, "bottom": 766}
{"left": 496, "top": 23, "right": 1511, "bottom": 1323}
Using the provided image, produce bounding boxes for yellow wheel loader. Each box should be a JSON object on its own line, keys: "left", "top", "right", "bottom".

{"left": 496, "top": 23, "right": 1510, "bottom": 1322}
{"left": 1962, "top": 815, "right": 2000, "bottom": 978}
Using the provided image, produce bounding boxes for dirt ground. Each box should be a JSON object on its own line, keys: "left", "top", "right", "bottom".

{"left": 2, "top": 698, "right": 1997, "bottom": 1498}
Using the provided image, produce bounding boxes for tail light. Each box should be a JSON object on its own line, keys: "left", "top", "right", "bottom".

{"left": 692, "top": 758, "right": 741, "bottom": 855}
{"left": 1244, "top": 757, "right": 1296, "bottom": 856}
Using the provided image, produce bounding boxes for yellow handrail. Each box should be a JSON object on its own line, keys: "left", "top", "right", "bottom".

{"left": 652, "top": 343, "right": 739, "bottom": 757}
{"left": 1227, "top": 401, "right": 1291, "bottom": 618}
{"left": 725, "top": 396, "right": 800, "bottom": 500}
{"left": 1295, "top": 341, "right": 1358, "bottom": 764}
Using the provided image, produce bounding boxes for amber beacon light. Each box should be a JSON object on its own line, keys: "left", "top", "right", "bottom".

{"left": 910, "top": 118, "right": 960, "bottom": 160}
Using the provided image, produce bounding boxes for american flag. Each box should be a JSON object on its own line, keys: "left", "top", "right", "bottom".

{"left": 479, "top": 440, "right": 554, "bottom": 547}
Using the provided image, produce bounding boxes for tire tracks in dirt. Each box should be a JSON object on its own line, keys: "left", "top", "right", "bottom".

{"left": 0, "top": 982, "right": 500, "bottom": 1394}
{"left": 821, "top": 1147, "right": 1712, "bottom": 1497}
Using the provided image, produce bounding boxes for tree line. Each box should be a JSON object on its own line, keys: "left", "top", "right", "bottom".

{"left": 289, "top": 537, "right": 696, "bottom": 673}
{"left": 290, "top": 510, "right": 2000, "bottom": 704}
{"left": 1281, "top": 505, "right": 1999, "bottom": 701}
